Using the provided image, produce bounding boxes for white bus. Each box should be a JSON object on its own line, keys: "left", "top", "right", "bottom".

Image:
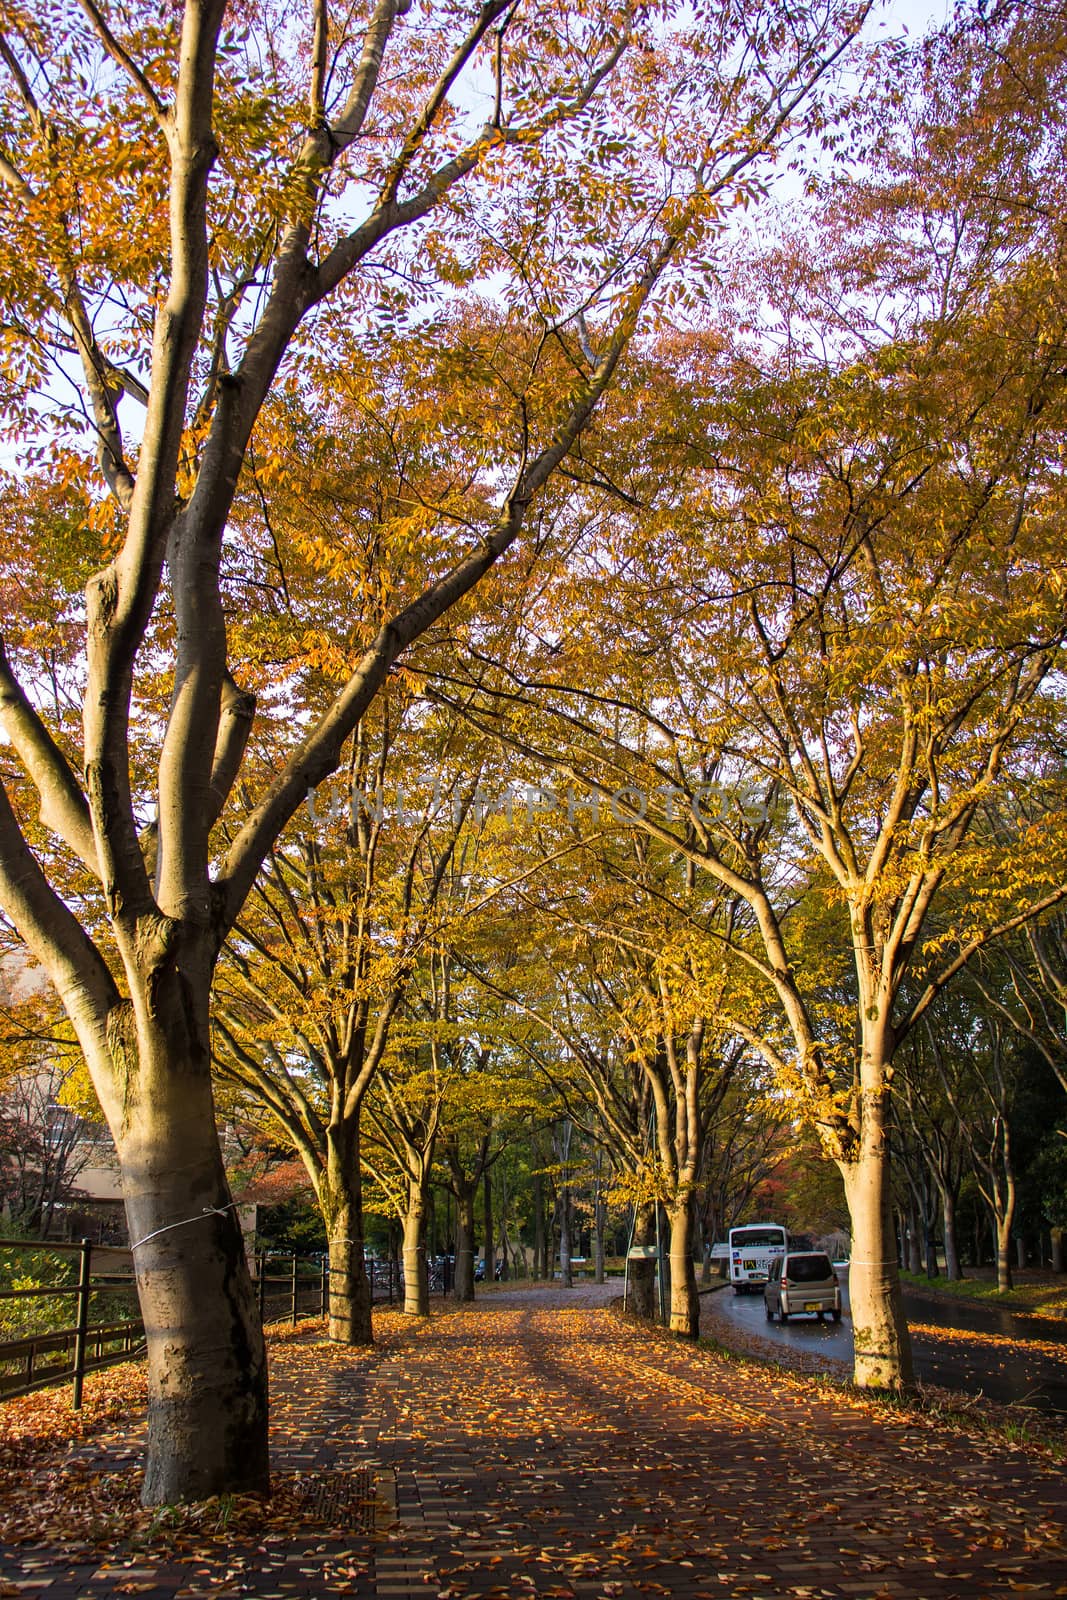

{"left": 728, "top": 1223, "right": 788, "bottom": 1293}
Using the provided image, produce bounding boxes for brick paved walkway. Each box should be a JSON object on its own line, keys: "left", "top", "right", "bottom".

{"left": 4, "top": 1284, "right": 1066, "bottom": 1599}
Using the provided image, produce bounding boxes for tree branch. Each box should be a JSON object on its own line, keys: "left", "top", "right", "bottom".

{"left": 0, "top": 640, "right": 100, "bottom": 877}
{"left": 73, "top": 0, "right": 168, "bottom": 127}
{"left": 0, "top": 780, "right": 119, "bottom": 1094}
{"left": 900, "top": 884, "right": 1067, "bottom": 1038}
{"left": 218, "top": 226, "right": 683, "bottom": 930}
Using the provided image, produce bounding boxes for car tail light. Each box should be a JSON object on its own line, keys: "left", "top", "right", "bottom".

{"left": 780, "top": 1277, "right": 790, "bottom": 1287}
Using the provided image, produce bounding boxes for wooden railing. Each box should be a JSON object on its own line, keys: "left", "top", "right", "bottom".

{"left": 0, "top": 1240, "right": 415, "bottom": 1407}
{"left": 0, "top": 1237, "right": 142, "bottom": 1408}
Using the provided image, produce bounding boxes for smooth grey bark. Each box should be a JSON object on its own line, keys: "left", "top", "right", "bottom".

{"left": 117, "top": 993, "right": 270, "bottom": 1505}
{"left": 666, "top": 1195, "right": 699, "bottom": 1339}
{"left": 402, "top": 1186, "right": 430, "bottom": 1317}
{"left": 327, "top": 1222, "right": 373, "bottom": 1343}
{"left": 840, "top": 1093, "right": 913, "bottom": 1390}
{"left": 558, "top": 1186, "right": 573, "bottom": 1287}
{"left": 323, "top": 1123, "right": 372, "bottom": 1344}
{"left": 365, "top": 1078, "right": 440, "bottom": 1318}
{"left": 939, "top": 1181, "right": 963, "bottom": 1281}
{"left": 991, "top": 1180, "right": 1017, "bottom": 1291}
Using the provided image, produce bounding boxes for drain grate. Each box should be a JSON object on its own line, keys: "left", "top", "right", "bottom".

{"left": 294, "top": 1467, "right": 384, "bottom": 1533}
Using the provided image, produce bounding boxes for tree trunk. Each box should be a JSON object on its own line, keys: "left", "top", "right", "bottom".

{"left": 532, "top": 1169, "right": 545, "bottom": 1279}
{"left": 559, "top": 1186, "right": 572, "bottom": 1287}
{"left": 667, "top": 1197, "right": 699, "bottom": 1339}
{"left": 1051, "top": 1226, "right": 1065, "bottom": 1274}
{"left": 919, "top": 1170, "right": 939, "bottom": 1279}
{"left": 698, "top": 1212, "right": 712, "bottom": 1286}
{"left": 906, "top": 1199, "right": 922, "bottom": 1274}
{"left": 840, "top": 1105, "right": 913, "bottom": 1390}
{"left": 454, "top": 1183, "right": 476, "bottom": 1301}
{"left": 939, "top": 1182, "right": 963, "bottom": 1281}
{"left": 483, "top": 1169, "right": 494, "bottom": 1284}
{"left": 593, "top": 1196, "right": 606, "bottom": 1285}
{"left": 402, "top": 1188, "right": 429, "bottom": 1316}
{"left": 995, "top": 1209, "right": 1015, "bottom": 1293}
{"left": 323, "top": 1123, "right": 372, "bottom": 1344}
{"left": 924, "top": 1226, "right": 939, "bottom": 1280}
{"left": 326, "top": 1220, "right": 373, "bottom": 1343}
{"left": 627, "top": 1204, "right": 657, "bottom": 1320}
{"left": 1015, "top": 1233, "right": 1026, "bottom": 1270}
{"left": 121, "top": 1051, "right": 269, "bottom": 1506}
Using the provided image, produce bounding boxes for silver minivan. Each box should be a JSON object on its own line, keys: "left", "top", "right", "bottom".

{"left": 764, "top": 1251, "right": 842, "bottom": 1323}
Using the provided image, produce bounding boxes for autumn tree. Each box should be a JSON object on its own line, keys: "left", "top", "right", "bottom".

{"left": 970, "top": 909, "right": 1067, "bottom": 1099}
{"left": 0, "top": 0, "right": 872, "bottom": 1501}
{"left": 362, "top": 1047, "right": 443, "bottom": 1317}
{"left": 454, "top": 284, "right": 1067, "bottom": 1381}
{"left": 362, "top": 948, "right": 496, "bottom": 1316}
{"left": 438, "top": 1046, "right": 540, "bottom": 1301}
{"left": 895, "top": 1039, "right": 971, "bottom": 1280}
{"left": 212, "top": 691, "right": 490, "bottom": 1341}
{"left": 462, "top": 820, "right": 747, "bottom": 1335}
{"left": 437, "top": 10, "right": 1067, "bottom": 1387}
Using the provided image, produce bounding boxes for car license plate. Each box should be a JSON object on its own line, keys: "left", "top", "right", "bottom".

{"left": 804, "top": 1302, "right": 820, "bottom": 1312}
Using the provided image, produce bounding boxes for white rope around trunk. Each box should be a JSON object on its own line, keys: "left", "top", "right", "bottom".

{"left": 129, "top": 1201, "right": 239, "bottom": 1250}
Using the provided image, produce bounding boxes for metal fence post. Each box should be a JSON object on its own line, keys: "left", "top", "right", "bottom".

{"left": 290, "top": 1252, "right": 299, "bottom": 1327}
{"left": 71, "top": 1238, "right": 92, "bottom": 1412}
{"left": 320, "top": 1254, "right": 329, "bottom": 1319}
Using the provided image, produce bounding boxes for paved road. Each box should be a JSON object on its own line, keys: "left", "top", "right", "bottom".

{"left": 4, "top": 1284, "right": 1067, "bottom": 1599}
{"left": 704, "top": 1272, "right": 1067, "bottom": 1412}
